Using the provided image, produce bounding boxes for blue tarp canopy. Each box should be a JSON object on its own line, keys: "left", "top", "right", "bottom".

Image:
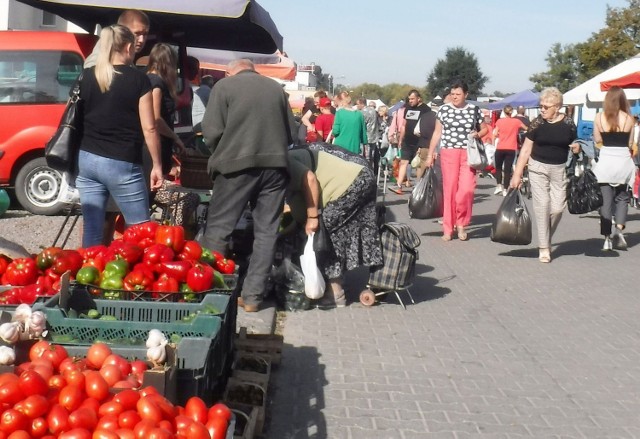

{"left": 485, "top": 89, "right": 540, "bottom": 110}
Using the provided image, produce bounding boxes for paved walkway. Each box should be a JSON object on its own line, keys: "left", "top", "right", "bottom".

{"left": 267, "top": 178, "right": 640, "bottom": 438}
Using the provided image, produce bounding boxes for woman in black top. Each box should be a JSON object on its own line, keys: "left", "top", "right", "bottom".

{"left": 510, "top": 87, "right": 580, "bottom": 263}
{"left": 76, "top": 25, "right": 163, "bottom": 247}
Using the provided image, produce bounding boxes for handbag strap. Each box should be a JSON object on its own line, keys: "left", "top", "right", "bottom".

{"left": 69, "top": 71, "right": 84, "bottom": 102}
{"left": 305, "top": 148, "right": 316, "bottom": 172}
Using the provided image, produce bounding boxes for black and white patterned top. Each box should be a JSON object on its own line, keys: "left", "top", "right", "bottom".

{"left": 436, "top": 103, "right": 483, "bottom": 149}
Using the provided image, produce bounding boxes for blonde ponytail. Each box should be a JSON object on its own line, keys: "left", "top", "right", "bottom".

{"left": 94, "top": 25, "right": 135, "bottom": 93}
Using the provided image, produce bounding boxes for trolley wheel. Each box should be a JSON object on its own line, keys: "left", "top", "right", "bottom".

{"left": 359, "top": 289, "right": 376, "bottom": 307}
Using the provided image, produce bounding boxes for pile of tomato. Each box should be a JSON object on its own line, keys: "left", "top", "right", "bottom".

{"left": 0, "top": 223, "right": 236, "bottom": 304}
{"left": 0, "top": 340, "right": 231, "bottom": 438}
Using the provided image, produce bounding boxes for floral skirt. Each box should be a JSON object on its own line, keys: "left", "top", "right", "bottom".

{"left": 321, "top": 168, "right": 383, "bottom": 279}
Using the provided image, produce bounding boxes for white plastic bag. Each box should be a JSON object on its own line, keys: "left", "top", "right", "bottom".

{"left": 299, "top": 233, "right": 325, "bottom": 299}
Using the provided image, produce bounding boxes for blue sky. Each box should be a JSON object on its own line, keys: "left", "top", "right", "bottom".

{"left": 258, "top": 0, "right": 631, "bottom": 94}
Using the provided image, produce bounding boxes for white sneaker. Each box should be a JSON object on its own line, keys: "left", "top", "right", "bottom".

{"left": 494, "top": 185, "right": 503, "bottom": 195}
{"left": 603, "top": 236, "right": 613, "bottom": 251}
{"left": 502, "top": 189, "right": 508, "bottom": 196}
{"left": 613, "top": 227, "right": 627, "bottom": 249}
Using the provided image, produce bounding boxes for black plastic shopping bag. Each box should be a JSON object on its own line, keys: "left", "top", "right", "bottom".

{"left": 566, "top": 154, "right": 602, "bottom": 214}
{"left": 408, "top": 167, "right": 443, "bottom": 219}
{"left": 491, "top": 189, "right": 532, "bottom": 245}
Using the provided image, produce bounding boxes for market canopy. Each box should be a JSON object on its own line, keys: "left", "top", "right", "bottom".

{"left": 16, "top": 0, "right": 283, "bottom": 53}
{"left": 564, "top": 54, "right": 640, "bottom": 106}
{"left": 187, "top": 48, "right": 296, "bottom": 81}
{"left": 600, "top": 72, "right": 640, "bottom": 90}
{"left": 484, "top": 89, "right": 540, "bottom": 110}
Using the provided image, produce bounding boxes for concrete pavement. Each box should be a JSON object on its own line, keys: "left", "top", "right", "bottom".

{"left": 266, "top": 178, "right": 640, "bottom": 438}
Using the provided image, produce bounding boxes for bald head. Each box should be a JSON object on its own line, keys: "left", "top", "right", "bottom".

{"left": 226, "top": 59, "right": 255, "bottom": 76}
{"left": 516, "top": 105, "right": 526, "bottom": 115}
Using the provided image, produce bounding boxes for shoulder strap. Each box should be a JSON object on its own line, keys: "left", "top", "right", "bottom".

{"left": 305, "top": 148, "right": 316, "bottom": 171}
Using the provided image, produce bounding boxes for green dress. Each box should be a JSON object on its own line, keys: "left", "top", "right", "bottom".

{"left": 332, "top": 109, "right": 367, "bottom": 154}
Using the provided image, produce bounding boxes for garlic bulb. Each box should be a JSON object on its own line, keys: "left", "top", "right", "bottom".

{"left": 13, "top": 304, "right": 32, "bottom": 324}
{"left": 146, "top": 342, "right": 167, "bottom": 365}
{"left": 0, "top": 346, "right": 15, "bottom": 365}
{"left": 146, "top": 329, "right": 168, "bottom": 348}
{"left": 26, "top": 311, "right": 47, "bottom": 337}
{"left": 0, "top": 322, "right": 21, "bottom": 345}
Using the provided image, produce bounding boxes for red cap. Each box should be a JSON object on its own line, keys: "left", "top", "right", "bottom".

{"left": 319, "top": 97, "right": 332, "bottom": 107}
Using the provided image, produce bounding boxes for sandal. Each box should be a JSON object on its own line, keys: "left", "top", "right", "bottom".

{"left": 538, "top": 248, "right": 551, "bottom": 263}
{"left": 457, "top": 227, "right": 468, "bottom": 241}
{"left": 441, "top": 234, "right": 452, "bottom": 242}
{"left": 388, "top": 187, "right": 404, "bottom": 195}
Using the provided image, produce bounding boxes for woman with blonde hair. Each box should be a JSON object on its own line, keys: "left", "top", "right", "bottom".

{"left": 510, "top": 87, "right": 580, "bottom": 263}
{"left": 76, "top": 25, "right": 163, "bottom": 246}
{"left": 592, "top": 86, "right": 636, "bottom": 250}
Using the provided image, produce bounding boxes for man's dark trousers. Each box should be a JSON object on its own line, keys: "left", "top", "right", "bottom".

{"left": 202, "top": 167, "right": 288, "bottom": 306}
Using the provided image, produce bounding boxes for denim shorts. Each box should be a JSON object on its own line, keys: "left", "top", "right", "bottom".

{"left": 76, "top": 150, "right": 149, "bottom": 246}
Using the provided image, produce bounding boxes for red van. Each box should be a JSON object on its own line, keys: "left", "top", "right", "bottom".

{"left": 0, "top": 31, "right": 95, "bottom": 214}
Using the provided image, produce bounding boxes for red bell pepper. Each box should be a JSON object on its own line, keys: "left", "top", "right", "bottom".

{"left": 152, "top": 274, "right": 179, "bottom": 293}
{"left": 78, "top": 245, "right": 107, "bottom": 261}
{"left": 155, "top": 225, "right": 186, "bottom": 253}
{"left": 17, "top": 284, "right": 39, "bottom": 305}
{"left": 143, "top": 244, "right": 175, "bottom": 266}
{"left": 123, "top": 221, "right": 159, "bottom": 245}
{"left": 51, "top": 249, "right": 84, "bottom": 276}
{"left": 0, "top": 256, "right": 8, "bottom": 277}
{"left": 123, "top": 270, "right": 154, "bottom": 291}
{"left": 1, "top": 257, "right": 39, "bottom": 286}
{"left": 186, "top": 262, "right": 215, "bottom": 292}
{"left": 132, "top": 262, "right": 157, "bottom": 279}
{"left": 0, "top": 288, "right": 20, "bottom": 304}
{"left": 158, "top": 260, "right": 192, "bottom": 283}
{"left": 82, "top": 254, "right": 106, "bottom": 272}
{"left": 177, "top": 240, "right": 202, "bottom": 262}
{"left": 108, "top": 241, "right": 144, "bottom": 265}
{"left": 35, "top": 247, "right": 63, "bottom": 270}
{"left": 215, "top": 257, "right": 236, "bottom": 275}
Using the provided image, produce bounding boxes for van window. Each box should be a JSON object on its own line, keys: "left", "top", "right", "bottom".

{"left": 0, "top": 51, "right": 83, "bottom": 104}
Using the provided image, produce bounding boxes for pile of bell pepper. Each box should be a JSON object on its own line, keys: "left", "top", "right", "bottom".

{"left": 0, "top": 223, "right": 236, "bottom": 304}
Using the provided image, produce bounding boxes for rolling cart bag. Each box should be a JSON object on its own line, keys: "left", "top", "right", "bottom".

{"left": 369, "top": 222, "right": 420, "bottom": 290}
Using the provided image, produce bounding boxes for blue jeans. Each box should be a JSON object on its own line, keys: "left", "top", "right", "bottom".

{"left": 76, "top": 150, "right": 150, "bottom": 247}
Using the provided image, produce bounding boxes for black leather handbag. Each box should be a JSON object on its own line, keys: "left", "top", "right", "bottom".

{"left": 45, "top": 73, "right": 83, "bottom": 173}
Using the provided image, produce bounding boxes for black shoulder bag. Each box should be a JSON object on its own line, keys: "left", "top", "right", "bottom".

{"left": 304, "top": 149, "right": 333, "bottom": 256}
{"left": 45, "top": 72, "right": 84, "bottom": 173}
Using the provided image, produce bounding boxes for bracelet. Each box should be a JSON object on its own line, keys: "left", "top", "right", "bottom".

{"left": 307, "top": 215, "right": 319, "bottom": 219}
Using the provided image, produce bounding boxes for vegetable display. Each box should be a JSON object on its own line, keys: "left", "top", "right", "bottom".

{"left": 0, "top": 223, "right": 235, "bottom": 304}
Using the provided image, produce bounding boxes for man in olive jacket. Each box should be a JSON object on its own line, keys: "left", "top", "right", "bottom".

{"left": 200, "top": 59, "right": 294, "bottom": 312}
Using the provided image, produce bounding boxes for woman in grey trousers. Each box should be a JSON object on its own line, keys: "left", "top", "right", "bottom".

{"left": 510, "top": 87, "right": 580, "bottom": 263}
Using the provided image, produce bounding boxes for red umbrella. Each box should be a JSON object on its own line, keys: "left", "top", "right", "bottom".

{"left": 600, "top": 72, "right": 640, "bottom": 91}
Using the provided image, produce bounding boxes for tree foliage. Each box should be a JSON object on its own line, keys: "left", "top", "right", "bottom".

{"left": 425, "top": 47, "right": 488, "bottom": 100}
{"left": 531, "top": 0, "right": 640, "bottom": 91}
{"left": 334, "top": 83, "right": 418, "bottom": 106}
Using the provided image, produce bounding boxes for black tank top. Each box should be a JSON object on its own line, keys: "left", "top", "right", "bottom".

{"left": 601, "top": 131, "right": 630, "bottom": 147}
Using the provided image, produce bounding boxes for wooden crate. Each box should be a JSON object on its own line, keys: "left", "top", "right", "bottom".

{"left": 231, "top": 352, "right": 271, "bottom": 386}
{"left": 236, "top": 327, "right": 283, "bottom": 365}
{"left": 223, "top": 378, "right": 266, "bottom": 436}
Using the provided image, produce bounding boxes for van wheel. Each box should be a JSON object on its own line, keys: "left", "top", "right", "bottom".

{"left": 14, "top": 158, "right": 65, "bottom": 215}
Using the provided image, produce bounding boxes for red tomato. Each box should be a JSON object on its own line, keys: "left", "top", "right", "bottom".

{"left": 15, "top": 394, "right": 49, "bottom": 419}
{"left": 102, "top": 355, "right": 131, "bottom": 377}
{"left": 15, "top": 361, "right": 54, "bottom": 382}
{"left": 63, "top": 370, "right": 85, "bottom": 389}
{"left": 207, "top": 403, "right": 232, "bottom": 423}
{"left": 68, "top": 407, "right": 98, "bottom": 431}
{"left": 132, "top": 419, "right": 156, "bottom": 439}
{"left": 95, "top": 415, "right": 119, "bottom": 431}
{"left": 98, "top": 401, "right": 123, "bottom": 418}
{"left": 91, "top": 429, "right": 120, "bottom": 439}
{"left": 30, "top": 417, "right": 48, "bottom": 437}
{"left": 187, "top": 420, "right": 210, "bottom": 439}
{"left": 112, "top": 381, "right": 136, "bottom": 390}
{"left": 48, "top": 375, "right": 66, "bottom": 390}
{"left": 129, "top": 361, "right": 148, "bottom": 376}
{"left": 79, "top": 397, "right": 100, "bottom": 413}
{"left": 173, "top": 415, "right": 193, "bottom": 434}
{"left": 59, "top": 358, "right": 87, "bottom": 374}
{"left": 86, "top": 344, "right": 112, "bottom": 370}
{"left": 98, "top": 365, "right": 122, "bottom": 387}
{"left": 147, "top": 428, "right": 173, "bottom": 439}
{"left": 136, "top": 397, "right": 163, "bottom": 423}
{"left": 58, "top": 385, "right": 84, "bottom": 412}
{"left": 157, "top": 420, "right": 173, "bottom": 434}
{"left": 91, "top": 430, "right": 119, "bottom": 439}
{"left": 85, "top": 372, "right": 109, "bottom": 402}
{"left": 114, "top": 429, "right": 135, "bottom": 439}
{"left": 18, "top": 370, "right": 49, "bottom": 397}
{"left": 0, "top": 374, "right": 17, "bottom": 387}
{"left": 137, "top": 387, "right": 158, "bottom": 398}
{"left": 112, "top": 390, "right": 140, "bottom": 411}
{"left": 0, "top": 409, "right": 30, "bottom": 434}
{"left": 7, "top": 431, "right": 30, "bottom": 439}
{"left": 205, "top": 417, "right": 228, "bottom": 439}
{"left": 184, "top": 397, "right": 207, "bottom": 424}
{"left": 0, "top": 380, "right": 25, "bottom": 405}
{"left": 117, "top": 410, "right": 140, "bottom": 430}
{"left": 147, "top": 394, "right": 175, "bottom": 420}
{"left": 58, "top": 428, "right": 92, "bottom": 439}
{"left": 30, "top": 343, "right": 68, "bottom": 370}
